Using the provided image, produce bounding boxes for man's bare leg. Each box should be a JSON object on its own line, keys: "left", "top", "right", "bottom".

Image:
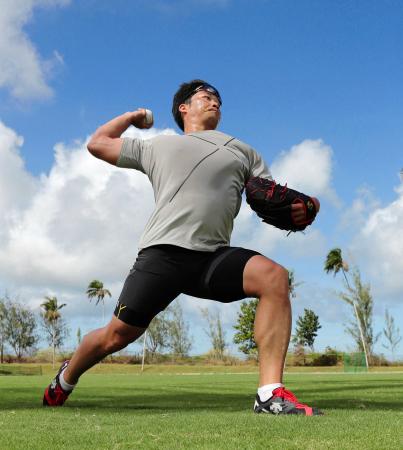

{"left": 63, "top": 316, "right": 145, "bottom": 384}
{"left": 243, "top": 255, "right": 291, "bottom": 386}
{"left": 243, "top": 255, "right": 323, "bottom": 415}
{"left": 43, "top": 316, "right": 145, "bottom": 406}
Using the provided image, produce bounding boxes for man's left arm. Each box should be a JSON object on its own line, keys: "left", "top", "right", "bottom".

{"left": 247, "top": 148, "right": 320, "bottom": 229}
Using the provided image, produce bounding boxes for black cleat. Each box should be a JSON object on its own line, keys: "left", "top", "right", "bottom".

{"left": 254, "top": 387, "right": 323, "bottom": 416}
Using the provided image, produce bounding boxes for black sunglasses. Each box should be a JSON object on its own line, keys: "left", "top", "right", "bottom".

{"left": 185, "top": 84, "right": 222, "bottom": 105}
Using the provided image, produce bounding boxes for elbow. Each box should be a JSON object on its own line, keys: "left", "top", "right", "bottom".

{"left": 86, "top": 135, "right": 120, "bottom": 166}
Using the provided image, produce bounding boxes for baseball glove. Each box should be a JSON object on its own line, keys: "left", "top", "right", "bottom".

{"left": 245, "top": 177, "right": 317, "bottom": 232}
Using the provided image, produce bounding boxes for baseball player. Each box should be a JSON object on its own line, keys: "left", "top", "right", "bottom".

{"left": 43, "top": 79, "right": 322, "bottom": 415}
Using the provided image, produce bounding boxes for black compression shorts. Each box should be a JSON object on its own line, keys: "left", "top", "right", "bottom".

{"left": 113, "top": 244, "right": 260, "bottom": 327}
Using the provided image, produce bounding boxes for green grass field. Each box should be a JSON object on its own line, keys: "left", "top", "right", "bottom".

{"left": 1, "top": 367, "right": 402, "bottom": 449}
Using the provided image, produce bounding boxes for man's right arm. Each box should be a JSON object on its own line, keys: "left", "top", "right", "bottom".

{"left": 87, "top": 109, "right": 151, "bottom": 165}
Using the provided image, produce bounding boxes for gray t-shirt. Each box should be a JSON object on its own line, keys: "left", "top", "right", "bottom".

{"left": 117, "top": 129, "right": 272, "bottom": 251}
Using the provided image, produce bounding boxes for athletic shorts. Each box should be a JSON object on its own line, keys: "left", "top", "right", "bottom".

{"left": 113, "top": 244, "right": 260, "bottom": 327}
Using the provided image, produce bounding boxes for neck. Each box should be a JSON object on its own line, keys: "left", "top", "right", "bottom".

{"left": 183, "top": 119, "right": 217, "bottom": 134}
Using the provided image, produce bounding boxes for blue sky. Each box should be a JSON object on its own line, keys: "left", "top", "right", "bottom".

{"left": 0, "top": 0, "right": 402, "bottom": 358}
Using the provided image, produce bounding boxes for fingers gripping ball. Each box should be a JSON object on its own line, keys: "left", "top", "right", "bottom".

{"left": 245, "top": 177, "right": 317, "bottom": 232}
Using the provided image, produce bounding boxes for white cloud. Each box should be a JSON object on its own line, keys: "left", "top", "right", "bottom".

{"left": 0, "top": 121, "right": 38, "bottom": 211}
{"left": 0, "top": 123, "right": 177, "bottom": 305}
{"left": 339, "top": 185, "right": 381, "bottom": 231}
{"left": 0, "top": 121, "right": 39, "bottom": 247}
{"left": 349, "top": 182, "right": 403, "bottom": 300}
{"left": 270, "top": 139, "right": 340, "bottom": 206}
{"left": 0, "top": 0, "right": 70, "bottom": 100}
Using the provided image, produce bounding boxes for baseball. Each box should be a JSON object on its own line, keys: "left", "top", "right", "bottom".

{"left": 144, "top": 109, "right": 153, "bottom": 126}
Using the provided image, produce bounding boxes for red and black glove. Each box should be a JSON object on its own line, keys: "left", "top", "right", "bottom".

{"left": 245, "top": 177, "right": 317, "bottom": 232}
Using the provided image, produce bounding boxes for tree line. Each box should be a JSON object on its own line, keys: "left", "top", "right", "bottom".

{"left": 0, "top": 279, "right": 110, "bottom": 366}
{"left": 0, "top": 278, "right": 226, "bottom": 364}
{"left": 0, "top": 249, "right": 401, "bottom": 365}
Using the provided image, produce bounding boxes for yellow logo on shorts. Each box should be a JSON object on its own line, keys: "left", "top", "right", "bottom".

{"left": 116, "top": 303, "right": 127, "bottom": 318}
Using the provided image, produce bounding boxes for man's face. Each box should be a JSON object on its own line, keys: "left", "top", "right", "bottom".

{"left": 180, "top": 89, "right": 221, "bottom": 130}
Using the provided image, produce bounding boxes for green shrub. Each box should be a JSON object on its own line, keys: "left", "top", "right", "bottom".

{"left": 311, "top": 347, "right": 341, "bottom": 366}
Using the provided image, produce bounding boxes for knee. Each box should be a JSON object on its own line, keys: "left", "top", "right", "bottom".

{"left": 247, "top": 257, "right": 289, "bottom": 298}
{"left": 263, "top": 263, "right": 289, "bottom": 298}
{"left": 102, "top": 328, "right": 138, "bottom": 354}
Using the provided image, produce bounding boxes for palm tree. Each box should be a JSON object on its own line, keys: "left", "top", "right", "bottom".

{"left": 324, "top": 248, "right": 369, "bottom": 368}
{"left": 86, "top": 280, "right": 111, "bottom": 325}
{"left": 324, "top": 248, "right": 350, "bottom": 285}
{"left": 40, "top": 296, "right": 66, "bottom": 368}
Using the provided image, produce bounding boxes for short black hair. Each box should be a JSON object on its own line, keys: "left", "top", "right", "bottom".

{"left": 172, "top": 79, "right": 212, "bottom": 131}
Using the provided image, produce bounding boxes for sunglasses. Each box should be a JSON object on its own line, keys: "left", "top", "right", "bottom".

{"left": 185, "top": 84, "right": 222, "bottom": 105}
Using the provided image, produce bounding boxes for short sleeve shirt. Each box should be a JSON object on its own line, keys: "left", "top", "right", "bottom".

{"left": 117, "top": 129, "right": 272, "bottom": 251}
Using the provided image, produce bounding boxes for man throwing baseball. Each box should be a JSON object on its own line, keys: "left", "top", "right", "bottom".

{"left": 43, "top": 79, "right": 322, "bottom": 415}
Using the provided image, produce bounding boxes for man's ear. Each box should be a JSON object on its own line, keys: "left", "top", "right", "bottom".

{"left": 178, "top": 103, "right": 188, "bottom": 114}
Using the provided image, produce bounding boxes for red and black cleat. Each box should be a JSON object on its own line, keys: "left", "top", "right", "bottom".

{"left": 43, "top": 360, "right": 72, "bottom": 407}
{"left": 254, "top": 387, "right": 323, "bottom": 416}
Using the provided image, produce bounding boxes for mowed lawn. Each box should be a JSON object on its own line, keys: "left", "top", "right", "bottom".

{"left": 0, "top": 368, "right": 402, "bottom": 450}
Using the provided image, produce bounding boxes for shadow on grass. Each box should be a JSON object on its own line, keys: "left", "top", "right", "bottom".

{"left": 293, "top": 379, "right": 403, "bottom": 395}
{"left": 1, "top": 384, "right": 403, "bottom": 412}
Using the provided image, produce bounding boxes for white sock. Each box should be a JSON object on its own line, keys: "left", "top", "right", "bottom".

{"left": 257, "top": 383, "right": 283, "bottom": 402}
{"left": 59, "top": 368, "right": 76, "bottom": 392}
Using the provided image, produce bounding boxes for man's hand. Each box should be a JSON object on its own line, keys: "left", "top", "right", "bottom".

{"left": 291, "top": 197, "right": 320, "bottom": 225}
{"left": 129, "top": 109, "right": 153, "bottom": 130}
